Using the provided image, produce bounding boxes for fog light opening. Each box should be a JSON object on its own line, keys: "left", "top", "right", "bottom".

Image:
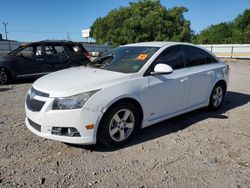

{"left": 51, "top": 127, "right": 81, "bottom": 137}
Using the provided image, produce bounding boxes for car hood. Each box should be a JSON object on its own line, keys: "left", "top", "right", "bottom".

{"left": 33, "top": 66, "right": 132, "bottom": 97}
{"left": 0, "top": 55, "right": 9, "bottom": 63}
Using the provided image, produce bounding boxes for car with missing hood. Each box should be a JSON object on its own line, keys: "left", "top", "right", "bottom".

{"left": 0, "top": 40, "right": 90, "bottom": 84}
{"left": 25, "top": 42, "right": 229, "bottom": 147}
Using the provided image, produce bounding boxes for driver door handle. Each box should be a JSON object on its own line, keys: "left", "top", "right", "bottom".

{"left": 37, "top": 58, "right": 44, "bottom": 61}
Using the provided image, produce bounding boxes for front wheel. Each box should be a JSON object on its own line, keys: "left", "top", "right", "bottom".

{"left": 209, "top": 83, "right": 225, "bottom": 110}
{"left": 98, "top": 102, "right": 140, "bottom": 147}
{"left": 0, "top": 68, "right": 10, "bottom": 85}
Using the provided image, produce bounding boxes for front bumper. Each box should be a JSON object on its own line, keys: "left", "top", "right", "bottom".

{"left": 25, "top": 93, "right": 103, "bottom": 145}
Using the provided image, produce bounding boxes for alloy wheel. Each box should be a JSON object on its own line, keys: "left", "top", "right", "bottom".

{"left": 109, "top": 109, "right": 135, "bottom": 142}
{"left": 0, "top": 70, "right": 8, "bottom": 85}
{"left": 212, "top": 86, "right": 223, "bottom": 107}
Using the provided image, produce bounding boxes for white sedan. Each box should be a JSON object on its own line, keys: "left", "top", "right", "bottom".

{"left": 25, "top": 42, "right": 229, "bottom": 147}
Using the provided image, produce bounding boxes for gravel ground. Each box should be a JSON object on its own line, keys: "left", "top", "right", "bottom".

{"left": 0, "top": 61, "right": 250, "bottom": 188}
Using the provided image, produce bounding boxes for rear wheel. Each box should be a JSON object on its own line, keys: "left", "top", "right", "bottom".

{"left": 209, "top": 83, "right": 225, "bottom": 110}
{"left": 0, "top": 68, "right": 10, "bottom": 85}
{"left": 98, "top": 102, "right": 140, "bottom": 147}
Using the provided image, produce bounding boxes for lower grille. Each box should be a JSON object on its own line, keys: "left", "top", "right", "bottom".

{"left": 28, "top": 118, "right": 41, "bottom": 132}
{"left": 26, "top": 95, "right": 45, "bottom": 112}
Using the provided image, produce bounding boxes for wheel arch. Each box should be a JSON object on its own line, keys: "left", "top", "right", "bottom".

{"left": 0, "top": 66, "right": 14, "bottom": 80}
{"left": 101, "top": 97, "right": 143, "bottom": 124}
{"left": 213, "top": 79, "right": 227, "bottom": 95}
{"left": 95, "top": 97, "right": 144, "bottom": 145}
{"left": 96, "top": 97, "right": 143, "bottom": 132}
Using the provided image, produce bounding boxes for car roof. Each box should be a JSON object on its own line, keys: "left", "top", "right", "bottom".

{"left": 123, "top": 41, "right": 192, "bottom": 48}
{"left": 20, "top": 40, "right": 82, "bottom": 46}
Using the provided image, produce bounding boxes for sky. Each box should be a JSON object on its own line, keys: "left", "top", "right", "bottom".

{"left": 0, "top": 0, "right": 249, "bottom": 42}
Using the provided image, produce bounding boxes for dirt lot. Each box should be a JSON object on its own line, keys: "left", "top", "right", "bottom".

{"left": 0, "top": 61, "right": 250, "bottom": 188}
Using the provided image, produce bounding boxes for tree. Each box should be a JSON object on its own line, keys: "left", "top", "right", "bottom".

{"left": 91, "top": 0, "right": 192, "bottom": 47}
{"left": 194, "top": 23, "right": 234, "bottom": 44}
{"left": 233, "top": 9, "right": 250, "bottom": 43}
{"left": 194, "top": 9, "right": 250, "bottom": 44}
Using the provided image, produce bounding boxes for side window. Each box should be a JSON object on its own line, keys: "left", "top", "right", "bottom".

{"left": 211, "top": 56, "right": 218, "bottom": 63}
{"left": 205, "top": 53, "right": 218, "bottom": 64}
{"left": 34, "top": 45, "right": 42, "bottom": 56}
{"left": 16, "top": 46, "right": 34, "bottom": 57}
{"left": 200, "top": 48, "right": 218, "bottom": 64}
{"left": 54, "top": 45, "right": 65, "bottom": 54}
{"left": 183, "top": 45, "right": 207, "bottom": 67}
{"left": 154, "top": 45, "right": 184, "bottom": 69}
{"left": 45, "top": 45, "right": 54, "bottom": 55}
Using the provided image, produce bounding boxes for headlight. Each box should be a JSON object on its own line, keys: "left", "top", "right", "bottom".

{"left": 52, "top": 89, "right": 100, "bottom": 110}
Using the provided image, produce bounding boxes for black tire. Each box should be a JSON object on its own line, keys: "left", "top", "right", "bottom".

{"left": 0, "top": 68, "right": 10, "bottom": 85}
{"left": 209, "top": 83, "right": 225, "bottom": 110}
{"left": 98, "top": 102, "right": 140, "bottom": 148}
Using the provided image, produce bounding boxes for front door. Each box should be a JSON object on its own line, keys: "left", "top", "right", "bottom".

{"left": 13, "top": 44, "right": 50, "bottom": 77}
{"left": 142, "top": 45, "right": 189, "bottom": 122}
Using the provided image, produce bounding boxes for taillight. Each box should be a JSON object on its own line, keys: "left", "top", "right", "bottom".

{"left": 83, "top": 52, "right": 91, "bottom": 59}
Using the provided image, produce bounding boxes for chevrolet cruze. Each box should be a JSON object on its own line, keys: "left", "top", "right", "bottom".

{"left": 25, "top": 42, "right": 229, "bottom": 147}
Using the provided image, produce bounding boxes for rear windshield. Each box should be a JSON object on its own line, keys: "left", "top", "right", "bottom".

{"left": 94, "top": 46, "right": 159, "bottom": 73}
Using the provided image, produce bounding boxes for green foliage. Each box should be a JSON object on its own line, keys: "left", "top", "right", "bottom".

{"left": 194, "top": 9, "right": 250, "bottom": 44}
{"left": 91, "top": 0, "right": 192, "bottom": 47}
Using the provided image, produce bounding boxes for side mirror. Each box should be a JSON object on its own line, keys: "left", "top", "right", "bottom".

{"left": 151, "top": 63, "right": 173, "bottom": 75}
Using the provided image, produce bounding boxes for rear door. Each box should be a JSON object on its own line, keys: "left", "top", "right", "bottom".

{"left": 43, "top": 43, "right": 68, "bottom": 71}
{"left": 182, "top": 45, "right": 216, "bottom": 107}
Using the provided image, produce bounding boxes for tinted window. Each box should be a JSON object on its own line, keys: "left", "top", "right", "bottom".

{"left": 208, "top": 54, "right": 218, "bottom": 63}
{"left": 201, "top": 49, "right": 218, "bottom": 64}
{"left": 183, "top": 45, "right": 217, "bottom": 66}
{"left": 154, "top": 45, "right": 184, "bottom": 69}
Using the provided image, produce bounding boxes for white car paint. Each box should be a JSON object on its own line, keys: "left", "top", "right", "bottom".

{"left": 25, "top": 42, "right": 229, "bottom": 145}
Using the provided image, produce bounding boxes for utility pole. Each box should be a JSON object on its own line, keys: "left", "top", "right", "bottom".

{"left": 67, "top": 32, "right": 71, "bottom": 41}
{"left": 2, "top": 22, "right": 11, "bottom": 51}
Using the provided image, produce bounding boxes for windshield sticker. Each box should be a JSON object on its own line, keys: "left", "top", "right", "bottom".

{"left": 136, "top": 53, "right": 148, "bottom": 61}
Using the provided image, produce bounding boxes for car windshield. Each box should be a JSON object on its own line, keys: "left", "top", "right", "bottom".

{"left": 92, "top": 46, "right": 159, "bottom": 73}
{"left": 8, "top": 45, "right": 26, "bottom": 55}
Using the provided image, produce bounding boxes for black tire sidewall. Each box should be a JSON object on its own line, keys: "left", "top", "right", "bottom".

{"left": 98, "top": 102, "right": 140, "bottom": 147}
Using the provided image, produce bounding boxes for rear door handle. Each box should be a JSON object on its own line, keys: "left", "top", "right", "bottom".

{"left": 180, "top": 77, "right": 189, "bottom": 83}
{"left": 37, "top": 58, "right": 44, "bottom": 61}
{"left": 207, "top": 71, "right": 214, "bottom": 75}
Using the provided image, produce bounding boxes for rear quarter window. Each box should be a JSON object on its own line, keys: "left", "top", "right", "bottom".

{"left": 66, "top": 44, "right": 87, "bottom": 53}
{"left": 183, "top": 45, "right": 218, "bottom": 67}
